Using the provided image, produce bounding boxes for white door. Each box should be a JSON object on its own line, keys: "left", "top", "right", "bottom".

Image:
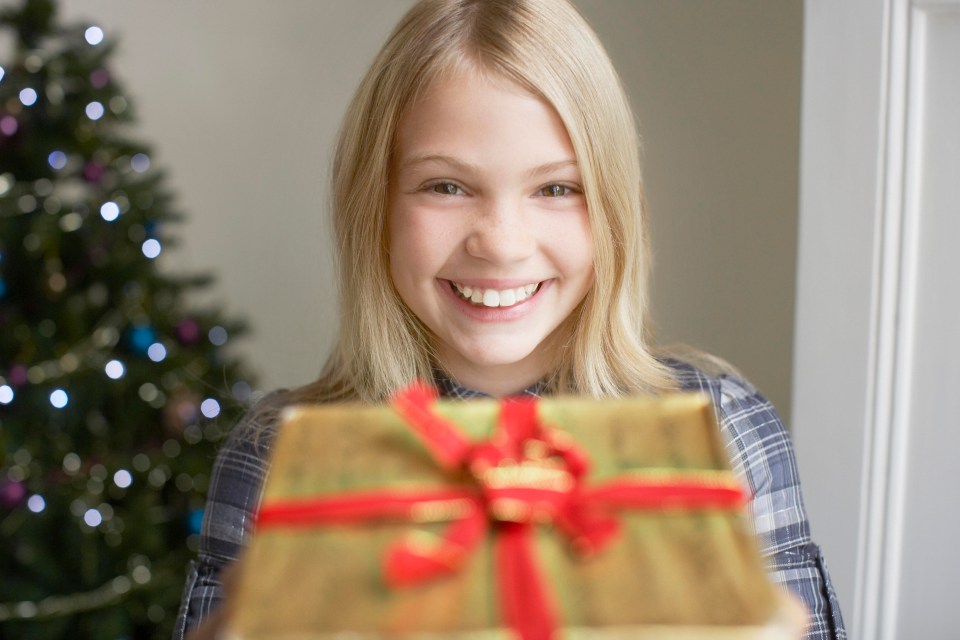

{"left": 793, "top": 1, "right": 960, "bottom": 638}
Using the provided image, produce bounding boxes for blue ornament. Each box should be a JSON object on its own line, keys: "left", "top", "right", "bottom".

{"left": 187, "top": 508, "right": 204, "bottom": 535}
{"left": 127, "top": 324, "right": 157, "bottom": 354}
{"left": 144, "top": 220, "right": 159, "bottom": 239}
{"left": 0, "top": 277, "right": 6, "bottom": 300}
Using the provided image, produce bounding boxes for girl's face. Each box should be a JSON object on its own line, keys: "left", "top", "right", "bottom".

{"left": 388, "top": 69, "right": 594, "bottom": 396}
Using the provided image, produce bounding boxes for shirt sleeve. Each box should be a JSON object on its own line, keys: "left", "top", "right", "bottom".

{"left": 172, "top": 396, "right": 280, "bottom": 640}
{"left": 712, "top": 373, "right": 846, "bottom": 640}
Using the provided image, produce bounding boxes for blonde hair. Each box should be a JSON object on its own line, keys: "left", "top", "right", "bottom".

{"left": 297, "top": 0, "right": 677, "bottom": 404}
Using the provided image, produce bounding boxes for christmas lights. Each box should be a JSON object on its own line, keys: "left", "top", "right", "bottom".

{"left": 0, "top": 7, "right": 257, "bottom": 637}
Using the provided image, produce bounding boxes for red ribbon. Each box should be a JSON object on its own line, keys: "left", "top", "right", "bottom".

{"left": 257, "top": 383, "right": 747, "bottom": 640}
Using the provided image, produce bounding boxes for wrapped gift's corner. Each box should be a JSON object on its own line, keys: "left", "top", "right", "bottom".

{"left": 226, "top": 384, "right": 791, "bottom": 639}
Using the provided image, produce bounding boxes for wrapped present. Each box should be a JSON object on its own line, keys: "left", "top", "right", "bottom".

{"left": 227, "top": 384, "right": 790, "bottom": 639}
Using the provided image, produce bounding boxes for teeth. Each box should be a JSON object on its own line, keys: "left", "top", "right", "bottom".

{"left": 453, "top": 282, "right": 540, "bottom": 308}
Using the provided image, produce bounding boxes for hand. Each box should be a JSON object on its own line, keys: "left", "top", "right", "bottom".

{"left": 779, "top": 587, "right": 810, "bottom": 639}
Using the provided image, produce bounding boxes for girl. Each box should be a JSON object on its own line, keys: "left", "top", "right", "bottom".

{"left": 175, "top": 1, "right": 845, "bottom": 638}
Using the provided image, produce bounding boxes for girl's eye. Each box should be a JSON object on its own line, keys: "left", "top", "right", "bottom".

{"left": 539, "top": 184, "right": 577, "bottom": 197}
{"left": 431, "top": 182, "right": 462, "bottom": 196}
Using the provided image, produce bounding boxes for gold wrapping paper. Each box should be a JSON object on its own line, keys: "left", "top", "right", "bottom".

{"left": 227, "top": 393, "right": 790, "bottom": 639}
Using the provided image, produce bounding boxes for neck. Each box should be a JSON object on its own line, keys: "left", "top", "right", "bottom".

{"left": 436, "top": 358, "right": 546, "bottom": 398}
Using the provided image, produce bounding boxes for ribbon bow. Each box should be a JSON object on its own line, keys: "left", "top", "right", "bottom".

{"left": 257, "top": 383, "right": 746, "bottom": 640}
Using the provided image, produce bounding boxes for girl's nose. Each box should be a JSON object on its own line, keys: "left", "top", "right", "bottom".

{"left": 464, "top": 199, "right": 536, "bottom": 264}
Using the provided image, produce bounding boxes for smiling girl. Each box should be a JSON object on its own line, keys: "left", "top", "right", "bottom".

{"left": 175, "top": 1, "right": 844, "bottom": 638}
{"left": 387, "top": 70, "right": 595, "bottom": 397}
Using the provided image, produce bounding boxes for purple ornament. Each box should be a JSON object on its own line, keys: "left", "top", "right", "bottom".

{"left": 0, "top": 480, "right": 26, "bottom": 509}
{"left": 175, "top": 319, "right": 201, "bottom": 346}
{"left": 0, "top": 115, "right": 18, "bottom": 137}
{"left": 8, "top": 365, "right": 28, "bottom": 387}
{"left": 90, "top": 68, "right": 110, "bottom": 89}
{"left": 83, "top": 161, "right": 105, "bottom": 183}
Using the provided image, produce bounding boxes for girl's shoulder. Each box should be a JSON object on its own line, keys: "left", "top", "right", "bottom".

{"left": 217, "top": 383, "right": 360, "bottom": 460}
{"left": 661, "top": 355, "right": 799, "bottom": 506}
{"left": 224, "top": 389, "right": 291, "bottom": 446}
{"left": 659, "top": 354, "right": 785, "bottom": 446}
{"left": 661, "top": 353, "right": 761, "bottom": 400}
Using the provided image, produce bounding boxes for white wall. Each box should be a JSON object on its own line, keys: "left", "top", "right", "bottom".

{"left": 58, "top": 1, "right": 803, "bottom": 419}
{"left": 893, "top": 13, "right": 960, "bottom": 635}
{"left": 791, "top": 0, "right": 885, "bottom": 625}
{"left": 577, "top": 0, "right": 803, "bottom": 422}
{"left": 794, "top": 1, "right": 960, "bottom": 637}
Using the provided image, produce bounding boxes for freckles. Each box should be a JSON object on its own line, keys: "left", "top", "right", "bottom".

{"left": 390, "top": 213, "right": 449, "bottom": 282}
{"left": 550, "top": 217, "right": 594, "bottom": 257}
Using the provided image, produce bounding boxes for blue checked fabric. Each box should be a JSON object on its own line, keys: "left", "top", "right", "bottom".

{"left": 173, "top": 361, "right": 845, "bottom": 639}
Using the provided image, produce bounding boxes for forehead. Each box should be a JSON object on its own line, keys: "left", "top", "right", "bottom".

{"left": 392, "top": 68, "right": 576, "bottom": 167}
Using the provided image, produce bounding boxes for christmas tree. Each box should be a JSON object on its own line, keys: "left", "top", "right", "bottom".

{"left": 0, "top": 1, "right": 256, "bottom": 637}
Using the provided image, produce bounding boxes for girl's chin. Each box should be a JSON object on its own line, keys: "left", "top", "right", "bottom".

{"left": 436, "top": 342, "right": 545, "bottom": 378}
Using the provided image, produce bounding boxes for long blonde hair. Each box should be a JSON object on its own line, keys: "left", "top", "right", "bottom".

{"left": 297, "top": 0, "right": 676, "bottom": 404}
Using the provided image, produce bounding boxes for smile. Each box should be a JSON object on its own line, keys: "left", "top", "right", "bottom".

{"left": 450, "top": 281, "right": 541, "bottom": 308}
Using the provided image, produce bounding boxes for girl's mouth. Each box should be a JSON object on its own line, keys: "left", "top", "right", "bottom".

{"left": 449, "top": 281, "right": 543, "bottom": 308}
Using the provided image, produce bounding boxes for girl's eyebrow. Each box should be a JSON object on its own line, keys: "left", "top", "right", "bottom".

{"left": 398, "top": 153, "right": 481, "bottom": 174}
{"left": 398, "top": 153, "right": 578, "bottom": 178}
{"left": 526, "top": 159, "right": 579, "bottom": 178}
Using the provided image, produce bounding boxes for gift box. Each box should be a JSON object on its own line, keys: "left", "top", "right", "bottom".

{"left": 227, "top": 385, "right": 789, "bottom": 639}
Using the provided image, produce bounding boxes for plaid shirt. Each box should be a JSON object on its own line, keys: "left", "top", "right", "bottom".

{"left": 174, "top": 361, "right": 845, "bottom": 639}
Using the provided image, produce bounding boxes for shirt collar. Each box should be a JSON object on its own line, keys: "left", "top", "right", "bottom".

{"left": 433, "top": 369, "right": 542, "bottom": 400}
